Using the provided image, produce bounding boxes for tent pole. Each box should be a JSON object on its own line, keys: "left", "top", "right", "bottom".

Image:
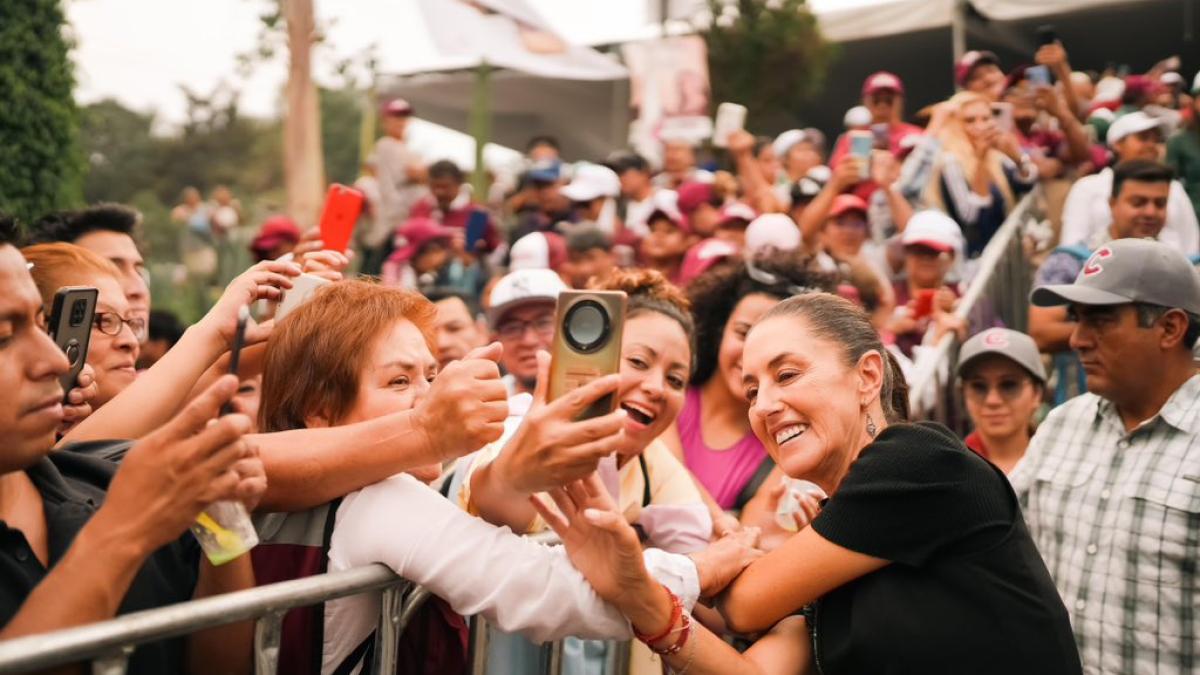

{"left": 470, "top": 61, "right": 492, "bottom": 199}
{"left": 951, "top": 0, "right": 967, "bottom": 75}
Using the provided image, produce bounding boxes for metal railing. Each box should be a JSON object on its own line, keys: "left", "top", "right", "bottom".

{"left": 907, "top": 190, "right": 1043, "bottom": 426}
{"left": 0, "top": 530, "right": 630, "bottom": 675}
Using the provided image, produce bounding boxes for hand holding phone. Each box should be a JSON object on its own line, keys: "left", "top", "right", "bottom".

{"left": 465, "top": 210, "right": 489, "bottom": 254}
{"left": 713, "top": 102, "right": 748, "bottom": 149}
{"left": 318, "top": 184, "right": 365, "bottom": 253}
{"left": 47, "top": 287, "right": 98, "bottom": 401}
{"left": 848, "top": 131, "right": 874, "bottom": 181}
{"left": 548, "top": 291, "right": 627, "bottom": 420}
{"left": 912, "top": 289, "right": 937, "bottom": 320}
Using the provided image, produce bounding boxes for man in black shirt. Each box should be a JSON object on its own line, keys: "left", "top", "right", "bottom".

{"left": 0, "top": 224, "right": 264, "bottom": 673}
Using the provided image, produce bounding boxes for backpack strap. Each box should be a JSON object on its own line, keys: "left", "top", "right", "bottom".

{"left": 1051, "top": 243, "right": 1094, "bottom": 262}
{"left": 733, "top": 456, "right": 775, "bottom": 512}
{"left": 310, "top": 497, "right": 343, "bottom": 673}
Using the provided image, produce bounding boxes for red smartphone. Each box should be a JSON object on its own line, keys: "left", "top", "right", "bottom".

{"left": 912, "top": 289, "right": 937, "bottom": 320}
{"left": 318, "top": 184, "right": 365, "bottom": 253}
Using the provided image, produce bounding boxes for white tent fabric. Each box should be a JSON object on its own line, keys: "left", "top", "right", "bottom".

{"left": 415, "top": 0, "right": 627, "bottom": 81}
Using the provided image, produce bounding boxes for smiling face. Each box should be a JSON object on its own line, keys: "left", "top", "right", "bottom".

{"left": 615, "top": 312, "right": 690, "bottom": 457}
{"left": 716, "top": 294, "right": 779, "bottom": 404}
{"left": 961, "top": 100, "right": 995, "bottom": 141}
{"left": 742, "top": 315, "right": 881, "bottom": 490}
{"left": 962, "top": 356, "right": 1041, "bottom": 442}
{"left": 494, "top": 302, "right": 556, "bottom": 392}
{"left": 0, "top": 246, "right": 70, "bottom": 469}
{"left": 88, "top": 273, "right": 141, "bottom": 407}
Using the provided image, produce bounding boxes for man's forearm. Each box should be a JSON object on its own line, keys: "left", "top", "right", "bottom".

{"left": 254, "top": 409, "right": 440, "bottom": 512}
{"left": 61, "top": 324, "right": 225, "bottom": 445}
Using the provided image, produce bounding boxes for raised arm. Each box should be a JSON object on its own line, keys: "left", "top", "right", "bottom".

{"left": 61, "top": 260, "right": 300, "bottom": 445}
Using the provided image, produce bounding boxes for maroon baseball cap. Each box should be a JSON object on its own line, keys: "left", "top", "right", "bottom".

{"left": 382, "top": 98, "right": 414, "bottom": 117}
{"left": 389, "top": 218, "right": 454, "bottom": 264}
{"left": 862, "top": 71, "right": 904, "bottom": 96}
{"left": 829, "top": 194, "right": 869, "bottom": 218}
{"left": 676, "top": 182, "right": 716, "bottom": 215}
{"left": 956, "top": 50, "right": 999, "bottom": 88}
{"left": 250, "top": 215, "right": 301, "bottom": 256}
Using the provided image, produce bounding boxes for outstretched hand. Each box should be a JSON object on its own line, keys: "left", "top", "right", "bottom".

{"left": 200, "top": 260, "right": 302, "bottom": 349}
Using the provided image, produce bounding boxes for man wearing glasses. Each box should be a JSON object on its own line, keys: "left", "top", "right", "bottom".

{"left": 487, "top": 268, "right": 566, "bottom": 397}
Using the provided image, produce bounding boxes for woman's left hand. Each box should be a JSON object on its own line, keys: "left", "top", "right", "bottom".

{"left": 689, "top": 527, "right": 764, "bottom": 599}
{"left": 199, "top": 259, "right": 302, "bottom": 349}
{"left": 531, "top": 474, "right": 657, "bottom": 612}
{"left": 60, "top": 364, "right": 99, "bottom": 435}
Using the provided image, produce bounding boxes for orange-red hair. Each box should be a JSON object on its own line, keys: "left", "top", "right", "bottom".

{"left": 20, "top": 243, "right": 122, "bottom": 312}
{"left": 259, "top": 279, "right": 437, "bottom": 432}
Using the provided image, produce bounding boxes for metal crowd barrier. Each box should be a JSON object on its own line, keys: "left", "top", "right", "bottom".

{"left": 907, "top": 190, "right": 1043, "bottom": 428}
{"left": 0, "top": 530, "right": 630, "bottom": 675}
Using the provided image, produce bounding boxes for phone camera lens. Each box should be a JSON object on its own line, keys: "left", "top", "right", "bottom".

{"left": 69, "top": 300, "right": 87, "bottom": 327}
{"left": 564, "top": 300, "right": 609, "bottom": 353}
{"left": 64, "top": 341, "right": 80, "bottom": 367}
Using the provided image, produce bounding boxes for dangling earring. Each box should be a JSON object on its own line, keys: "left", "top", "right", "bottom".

{"left": 865, "top": 412, "right": 878, "bottom": 439}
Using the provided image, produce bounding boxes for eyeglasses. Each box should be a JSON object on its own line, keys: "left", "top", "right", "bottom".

{"left": 94, "top": 312, "right": 147, "bottom": 339}
{"left": 496, "top": 315, "right": 555, "bottom": 341}
{"left": 964, "top": 378, "right": 1032, "bottom": 402}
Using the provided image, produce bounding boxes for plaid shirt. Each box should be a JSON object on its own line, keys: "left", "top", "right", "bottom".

{"left": 1011, "top": 373, "right": 1200, "bottom": 674}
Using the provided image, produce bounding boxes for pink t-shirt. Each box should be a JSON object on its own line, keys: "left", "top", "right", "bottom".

{"left": 677, "top": 386, "right": 771, "bottom": 510}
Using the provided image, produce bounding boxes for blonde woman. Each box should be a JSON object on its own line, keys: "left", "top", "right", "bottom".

{"left": 910, "top": 91, "right": 1037, "bottom": 257}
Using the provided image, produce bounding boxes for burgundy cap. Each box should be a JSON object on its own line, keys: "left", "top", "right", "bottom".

{"left": 829, "top": 194, "right": 869, "bottom": 218}
{"left": 382, "top": 98, "right": 414, "bottom": 117}
{"left": 677, "top": 238, "right": 739, "bottom": 286}
{"left": 250, "top": 215, "right": 301, "bottom": 255}
{"left": 676, "top": 182, "right": 716, "bottom": 215}
{"left": 862, "top": 71, "right": 904, "bottom": 96}
{"left": 388, "top": 217, "right": 454, "bottom": 264}
{"left": 955, "top": 50, "right": 999, "bottom": 88}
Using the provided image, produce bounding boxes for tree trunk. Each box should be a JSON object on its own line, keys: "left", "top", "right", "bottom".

{"left": 282, "top": 0, "right": 325, "bottom": 230}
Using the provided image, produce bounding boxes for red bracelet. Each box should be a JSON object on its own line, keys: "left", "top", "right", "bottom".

{"left": 633, "top": 584, "right": 681, "bottom": 646}
{"left": 657, "top": 610, "right": 692, "bottom": 656}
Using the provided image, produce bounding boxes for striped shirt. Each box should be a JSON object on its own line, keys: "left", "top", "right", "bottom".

{"left": 1010, "top": 373, "right": 1200, "bottom": 675}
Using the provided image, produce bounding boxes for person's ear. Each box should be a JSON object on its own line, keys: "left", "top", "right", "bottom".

{"left": 1158, "top": 309, "right": 1191, "bottom": 351}
{"left": 855, "top": 349, "right": 886, "bottom": 406}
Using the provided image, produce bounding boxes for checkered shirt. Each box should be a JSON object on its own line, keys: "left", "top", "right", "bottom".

{"left": 1010, "top": 373, "right": 1200, "bottom": 674}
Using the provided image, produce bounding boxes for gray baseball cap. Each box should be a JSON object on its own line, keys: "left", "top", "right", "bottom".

{"left": 1030, "top": 238, "right": 1200, "bottom": 315}
{"left": 957, "top": 328, "right": 1047, "bottom": 383}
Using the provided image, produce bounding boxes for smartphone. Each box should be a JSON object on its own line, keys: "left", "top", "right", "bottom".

{"left": 991, "top": 102, "right": 1014, "bottom": 133}
{"left": 912, "top": 289, "right": 937, "bottom": 320}
{"left": 712, "top": 102, "right": 748, "bottom": 148}
{"left": 1025, "top": 65, "right": 1052, "bottom": 88}
{"left": 870, "top": 123, "right": 890, "bottom": 150}
{"left": 220, "top": 305, "right": 249, "bottom": 416}
{"left": 318, "top": 184, "right": 366, "bottom": 253}
{"left": 548, "top": 290, "right": 627, "bottom": 421}
{"left": 274, "top": 273, "right": 332, "bottom": 322}
{"left": 465, "top": 210, "right": 489, "bottom": 253}
{"left": 1035, "top": 24, "right": 1058, "bottom": 46}
{"left": 47, "top": 287, "right": 98, "bottom": 400}
{"left": 848, "top": 130, "right": 874, "bottom": 181}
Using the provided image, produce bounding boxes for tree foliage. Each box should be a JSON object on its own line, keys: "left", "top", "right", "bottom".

{"left": 0, "top": 0, "right": 82, "bottom": 221}
{"left": 703, "top": 0, "right": 836, "bottom": 134}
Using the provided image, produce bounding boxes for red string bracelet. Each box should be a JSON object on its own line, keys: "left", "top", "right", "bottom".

{"left": 633, "top": 584, "right": 682, "bottom": 646}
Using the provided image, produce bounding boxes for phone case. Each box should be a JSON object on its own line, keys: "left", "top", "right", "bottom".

{"left": 465, "top": 210, "right": 489, "bottom": 252}
{"left": 275, "top": 273, "right": 333, "bottom": 321}
{"left": 48, "top": 287, "right": 98, "bottom": 399}
{"left": 713, "top": 103, "right": 748, "bottom": 148}
{"left": 548, "top": 291, "right": 627, "bottom": 421}
{"left": 318, "top": 184, "right": 366, "bottom": 253}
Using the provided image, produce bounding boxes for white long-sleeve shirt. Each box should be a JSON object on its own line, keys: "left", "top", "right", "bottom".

{"left": 321, "top": 473, "right": 700, "bottom": 674}
{"left": 1059, "top": 168, "right": 1199, "bottom": 254}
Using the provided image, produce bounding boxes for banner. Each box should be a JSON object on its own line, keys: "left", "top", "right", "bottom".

{"left": 621, "top": 35, "right": 712, "bottom": 162}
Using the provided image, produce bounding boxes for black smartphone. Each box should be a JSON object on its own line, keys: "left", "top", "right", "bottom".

{"left": 1036, "top": 24, "right": 1058, "bottom": 47}
{"left": 220, "top": 305, "right": 249, "bottom": 416}
{"left": 47, "top": 287, "right": 98, "bottom": 401}
{"left": 465, "top": 210, "right": 489, "bottom": 253}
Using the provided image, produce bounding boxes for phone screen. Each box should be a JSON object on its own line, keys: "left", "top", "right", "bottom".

{"left": 465, "top": 210, "right": 488, "bottom": 253}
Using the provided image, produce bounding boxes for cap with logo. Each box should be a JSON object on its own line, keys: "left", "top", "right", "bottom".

{"left": 560, "top": 164, "right": 620, "bottom": 202}
{"left": 956, "top": 328, "right": 1047, "bottom": 383}
{"left": 487, "top": 268, "right": 568, "bottom": 327}
{"left": 863, "top": 71, "right": 904, "bottom": 96}
{"left": 1030, "top": 238, "right": 1200, "bottom": 315}
{"left": 1105, "top": 111, "right": 1164, "bottom": 146}
{"left": 509, "top": 231, "right": 567, "bottom": 272}
{"left": 902, "top": 210, "right": 964, "bottom": 255}
{"left": 956, "top": 50, "right": 1000, "bottom": 88}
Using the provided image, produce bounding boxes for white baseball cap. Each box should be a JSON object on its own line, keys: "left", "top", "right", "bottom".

{"left": 1192, "top": 70, "right": 1200, "bottom": 95}
{"left": 772, "top": 129, "right": 808, "bottom": 160}
{"left": 560, "top": 164, "right": 620, "bottom": 202}
{"left": 902, "top": 210, "right": 964, "bottom": 256}
{"left": 1106, "top": 111, "right": 1164, "bottom": 146}
{"left": 486, "top": 268, "right": 567, "bottom": 327}
{"left": 745, "top": 214, "right": 802, "bottom": 257}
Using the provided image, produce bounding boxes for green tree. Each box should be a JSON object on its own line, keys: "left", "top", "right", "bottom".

{"left": 79, "top": 99, "right": 159, "bottom": 204}
{"left": 0, "top": 0, "right": 82, "bottom": 221}
{"left": 320, "top": 87, "right": 365, "bottom": 187}
{"left": 703, "top": 0, "right": 836, "bottom": 134}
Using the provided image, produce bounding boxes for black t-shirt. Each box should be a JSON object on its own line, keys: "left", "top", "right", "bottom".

{"left": 809, "top": 423, "right": 1081, "bottom": 675}
{"left": 0, "top": 449, "right": 199, "bottom": 673}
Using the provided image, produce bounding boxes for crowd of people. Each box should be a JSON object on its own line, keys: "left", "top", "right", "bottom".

{"left": 1, "top": 35, "right": 1199, "bottom": 675}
